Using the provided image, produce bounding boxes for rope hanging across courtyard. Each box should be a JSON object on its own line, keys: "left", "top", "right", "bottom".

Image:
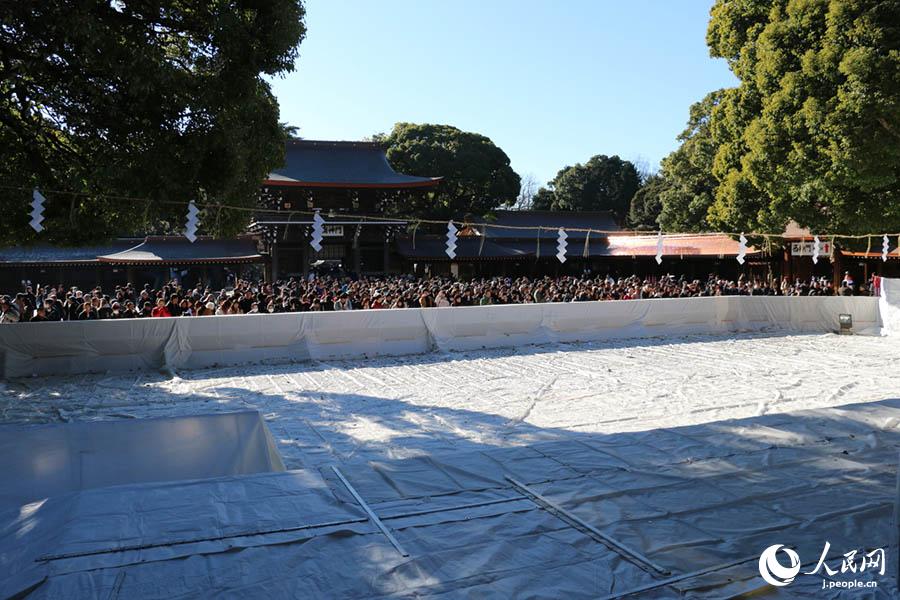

{"left": 5, "top": 183, "right": 900, "bottom": 243}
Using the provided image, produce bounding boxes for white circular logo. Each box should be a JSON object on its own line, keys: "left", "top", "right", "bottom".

{"left": 758, "top": 545, "right": 801, "bottom": 587}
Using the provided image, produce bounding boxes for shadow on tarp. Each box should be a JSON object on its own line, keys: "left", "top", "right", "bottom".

{"left": 2, "top": 378, "right": 898, "bottom": 599}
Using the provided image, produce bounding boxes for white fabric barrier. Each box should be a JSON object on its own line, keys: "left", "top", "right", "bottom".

{"left": 879, "top": 277, "right": 900, "bottom": 336}
{"left": 420, "top": 295, "right": 880, "bottom": 350}
{"left": 0, "top": 411, "right": 285, "bottom": 512}
{"left": 0, "top": 296, "right": 881, "bottom": 378}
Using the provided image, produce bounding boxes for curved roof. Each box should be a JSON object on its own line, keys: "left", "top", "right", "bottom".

{"left": 484, "top": 233, "right": 755, "bottom": 259}
{"left": 475, "top": 211, "right": 620, "bottom": 239}
{"left": 395, "top": 236, "right": 528, "bottom": 261}
{"left": 266, "top": 140, "right": 442, "bottom": 189}
{"left": 603, "top": 234, "right": 757, "bottom": 257}
{"left": 0, "top": 241, "right": 138, "bottom": 266}
{"left": 499, "top": 239, "right": 611, "bottom": 257}
{"left": 98, "top": 237, "right": 263, "bottom": 265}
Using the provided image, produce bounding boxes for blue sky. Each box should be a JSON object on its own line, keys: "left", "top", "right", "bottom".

{"left": 269, "top": 0, "right": 737, "bottom": 186}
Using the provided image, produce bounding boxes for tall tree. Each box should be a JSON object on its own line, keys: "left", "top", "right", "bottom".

{"left": 531, "top": 187, "right": 555, "bottom": 210}
{"left": 375, "top": 123, "right": 520, "bottom": 219}
{"left": 0, "top": 1, "right": 306, "bottom": 245}
{"left": 533, "top": 155, "right": 640, "bottom": 222}
{"left": 657, "top": 91, "right": 723, "bottom": 232}
{"left": 627, "top": 174, "right": 669, "bottom": 230}
{"left": 706, "top": 0, "right": 900, "bottom": 234}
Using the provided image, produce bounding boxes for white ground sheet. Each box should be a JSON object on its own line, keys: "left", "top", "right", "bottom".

{"left": 0, "top": 411, "right": 284, "bottom": 513}
{"left": 3, "top": 333, "right": 898, "bottom": 471}
{"left": 1, "top": 332, "right": 898, "bottom": 598}
{"left": 2, "top": 398, "right": 896, "bottom": 598}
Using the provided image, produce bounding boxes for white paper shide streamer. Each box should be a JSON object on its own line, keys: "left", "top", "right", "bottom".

{"left": 310, "top": 210, "right": 325, "bottom": 252}
{"left": 655, "top": 231, "right": 663, "bottom": 265}
{"left": 883, "top": 234, "right": 890, "bottom": 262}
{"left": 556, "top": 228, "right": 568, "bottom": 263}
{"left": 736, "top": 233, "right": 747, "bottom": 265}
{"left": 30, "top": 188, "right": 46, "bottom": 233}
{"left": 812, "top": 235, "right": 820, "bottom": 264}
{"left": 445, "top": 220, "right": 458, "bottom": 259}
{"left": 184, "top": 200, "right": 200, "bottom": 243}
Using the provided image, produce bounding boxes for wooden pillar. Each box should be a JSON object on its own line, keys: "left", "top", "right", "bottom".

{"left": 383, "top": 236, "right": 390, "bottom": 274}
{"left": 831, "top": 251, "right": 841, "bottom": 290}
{"left": 301, "top": 241, "right": 309, "bottom": 278}
{"left": 271, "top": 244, "right": 280, "bottom": 282}
{"left": 784, "top": 247, "right": 792, "bottom": 283}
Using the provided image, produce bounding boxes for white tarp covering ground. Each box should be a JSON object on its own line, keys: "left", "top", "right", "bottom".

{"left": 1, "top": 397, "right": 896, "bottom": 598}
{"left": 0, "top": 411, "right": 284, "bottom": 513}
{"left": 3, "top": 333, "right": 898, "bottom": 470}
{"left": 1, "top": 331, "right": 899, "bottom": 597}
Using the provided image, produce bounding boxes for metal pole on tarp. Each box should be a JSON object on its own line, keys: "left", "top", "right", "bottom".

{"left": 505, "top": 475, "right": 669, "bottom": 577}
{"left": 332, "top": 465, "right": 409, "bottom": 557}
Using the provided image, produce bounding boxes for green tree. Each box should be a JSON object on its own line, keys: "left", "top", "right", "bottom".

{"left": 0, "top": 1, "right": 306, "bottom": 245}
{"left": 627, "top": 173, "right": 669, "bottom": 230}
{"left": 657, "top": 91, "right": 723, "bottom": 232}
{"left": 534, "top": 155, "right": 640, "bottom": 222}
{"left": 706, "top": 0, "right": 900, "bottom": 234}
{"left": 376, "top": 123, "right": 520, "bottom": 219}
{"left": 531, "top": 187, "right": 555, "bottom": 210}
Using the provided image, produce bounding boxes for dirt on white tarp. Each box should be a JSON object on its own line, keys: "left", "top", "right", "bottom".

{"left": 1, "top": 398, "right": 896, "bottom": 598}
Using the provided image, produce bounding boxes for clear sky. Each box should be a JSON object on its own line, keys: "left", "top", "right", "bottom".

{"left": 269, "top": 0, "right": 737, "bottom": 186}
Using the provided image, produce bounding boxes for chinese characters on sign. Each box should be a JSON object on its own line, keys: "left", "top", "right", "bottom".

{"left": 805, "top": 543, "right": 884, "bottom": 577}
{"left": 791, "top": 241, "right": 832, "bottom": 257}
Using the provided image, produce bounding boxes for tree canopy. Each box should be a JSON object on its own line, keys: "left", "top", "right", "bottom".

{"left": 0, "top": 0, "right": 306, "bottom": 245}
{"left": 627, "top": 174, "right": 668, "bottom": 230}
{"left": 704, "top": 0, "right": 900, "bottom": 234}
{"left": 376, "top": 122, "right": 520, "bottom": 219}
{"left": 656, "top": 91, "right": 722, "bottom": 232}
{"left": 531, "top": 155, "right": 640, "bottom": 223}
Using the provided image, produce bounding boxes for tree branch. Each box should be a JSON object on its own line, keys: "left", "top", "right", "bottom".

{"left": 877, "top": 117, "right": 900, "bottom": 142}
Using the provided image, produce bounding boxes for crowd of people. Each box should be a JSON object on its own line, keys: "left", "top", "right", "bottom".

{"left": 0, "top": 272, "right": 871, "bottom": 323}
